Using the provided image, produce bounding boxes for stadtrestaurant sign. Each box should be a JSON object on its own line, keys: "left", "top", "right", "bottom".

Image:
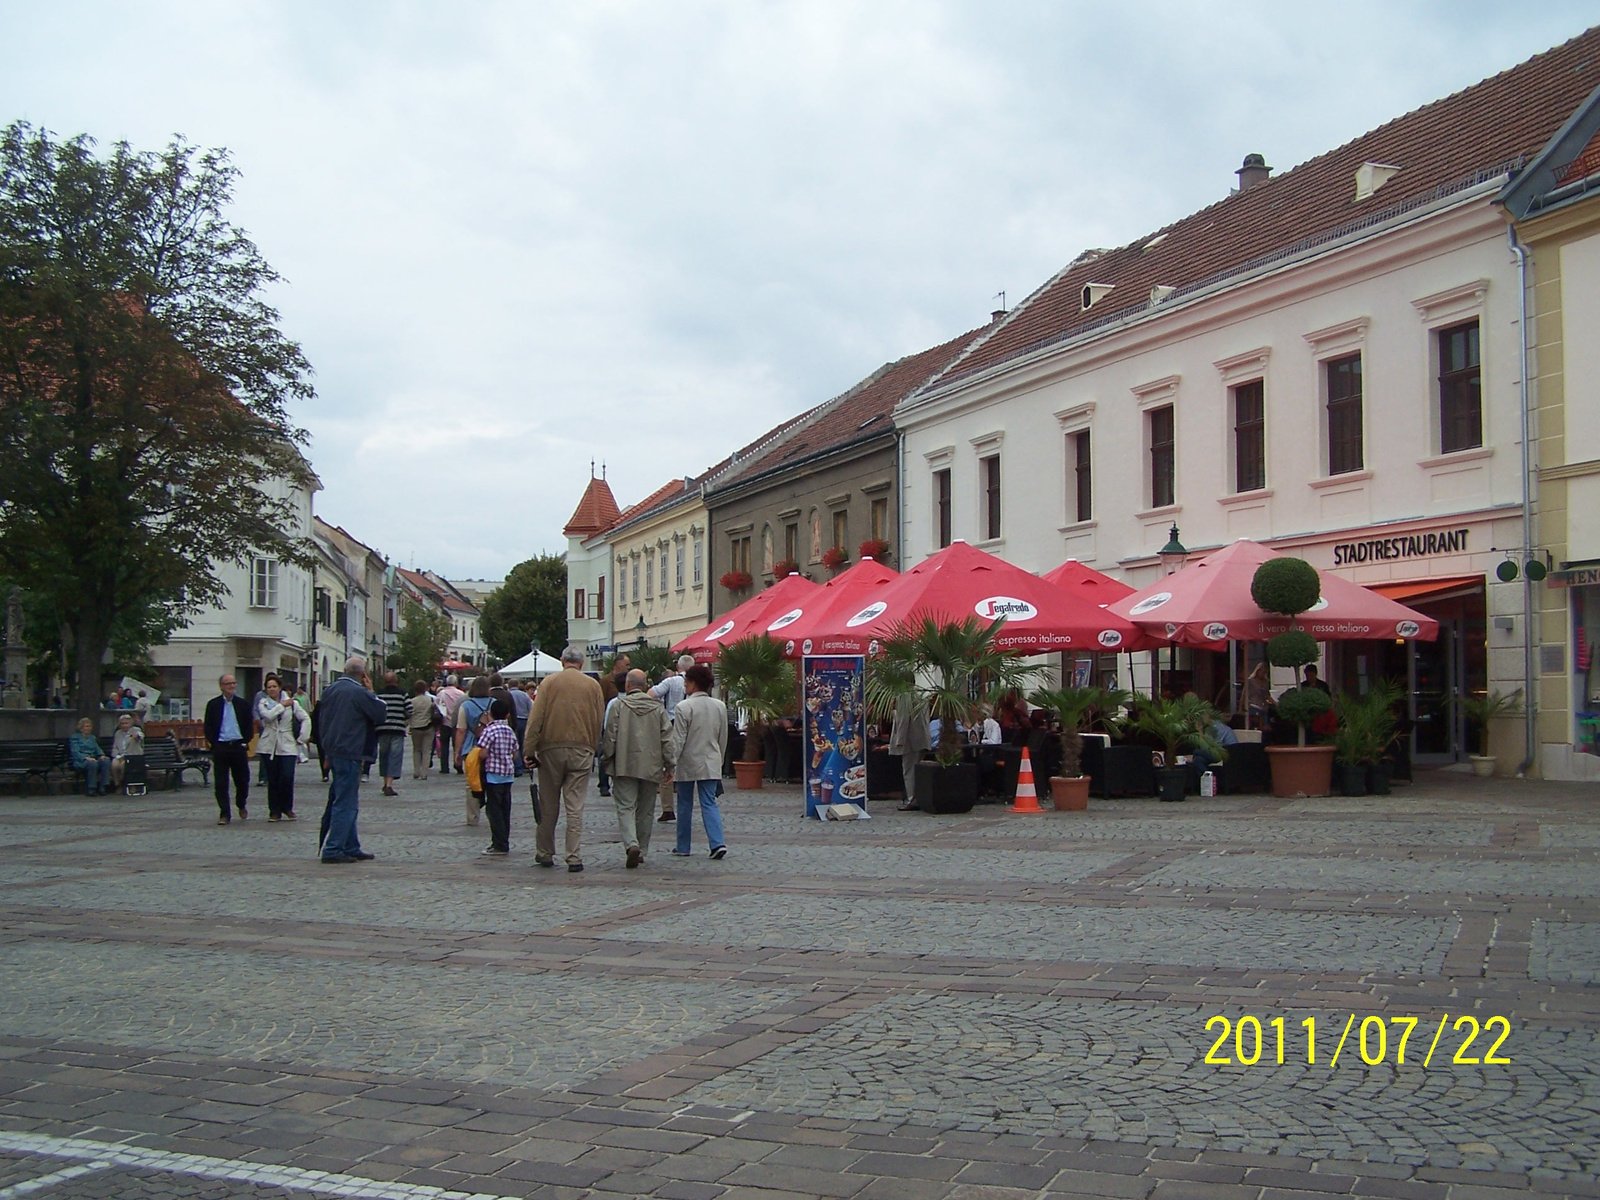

{"left": 1333, "top": 527, "right": 1469, "bottom": 566}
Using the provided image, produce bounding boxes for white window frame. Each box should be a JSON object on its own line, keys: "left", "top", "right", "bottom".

{"left": 250, "top": 558, "right": 279, "bottom": 609}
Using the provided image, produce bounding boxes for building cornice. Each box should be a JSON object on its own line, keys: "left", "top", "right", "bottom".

{"left": 704, "top": 429, "right": 896, "bottom": 510}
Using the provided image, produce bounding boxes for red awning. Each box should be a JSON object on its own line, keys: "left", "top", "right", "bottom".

{"left": 1366, "top": 575, "right": 1483, "bottom": 604}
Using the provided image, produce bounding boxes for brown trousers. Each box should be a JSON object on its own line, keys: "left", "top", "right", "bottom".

{"left": 535, "top": 745, "right": 593, "bottom": 865}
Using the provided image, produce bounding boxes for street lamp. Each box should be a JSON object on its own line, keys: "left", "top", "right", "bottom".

{"left": 529, "top": 636, "right": 540, "bottom": 657}
{"left": 634, "top": 615, "right": 648, "bottom": 649}
{"left": 1158, "top": 524, "right": 1188, "bottom": 575}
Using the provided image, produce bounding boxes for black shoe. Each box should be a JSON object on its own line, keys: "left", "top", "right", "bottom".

{"left": 568, "top": 862, "right": 584, "bottom": 873}
{"left": 658, "top": 812, "right": 675, "bottom": 822}
{"left": 897, "top": 803, "right": 920, "bottom": 811}
{"left": 350, "top": 851, "right": 375, "bottom": 860}
{"left": 321, "top": 854, "right": 355, "bottom": 864}
{"left": 598, "top": 788, "right": 611, "bottom": 797}
{"left": 237, "top": 805, "right": 247, "bottom": 820}
{"left": 626, "top": 846, "right": 642, "bottom": 869}
{"left": 535, "top": 857, "right": 554, "bottom": 869}
{"left": 709, "top": 845, "right": 727, "bottom": 860}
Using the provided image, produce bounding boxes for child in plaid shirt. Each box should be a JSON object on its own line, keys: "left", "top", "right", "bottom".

{"left": 477, "top": 699, "right": 521, "bottom": 855}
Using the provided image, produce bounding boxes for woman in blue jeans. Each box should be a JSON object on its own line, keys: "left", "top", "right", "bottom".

{"left": 69, "top": 718, "right": 113, "bottom": 795}
{"left": 667, "top": 665, "right": 729, "bottom": 859}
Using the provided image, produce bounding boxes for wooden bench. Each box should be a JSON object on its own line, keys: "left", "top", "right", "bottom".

{"left": 142, "top": 734, "right": 210, "bottom": 789}
{"left": 0, "top": 741, "right": 69, "bottom": 792}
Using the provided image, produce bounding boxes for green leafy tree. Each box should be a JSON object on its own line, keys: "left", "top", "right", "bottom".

{"left": 715, "top": 634, "right": 797, "bottom": 766}
{"left": 388, "top": 601, "right": 452, "bottom": 683}
{"left": 479, "top": 554, "right": 567, "bottom": 664}
{"left": 0, "top": 123, "right": 313, "bottom": 715}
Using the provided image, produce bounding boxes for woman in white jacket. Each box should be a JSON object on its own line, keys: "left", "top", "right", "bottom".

{"left": 257, "top": 677, "right": 309, "bottom": 821}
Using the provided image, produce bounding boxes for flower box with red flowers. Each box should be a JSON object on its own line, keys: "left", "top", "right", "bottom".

{"left": 720, "top": 570, "right": 753, "bottom": 591}
{"left": 771, "top": 558, "right": 801, "bottom": 578}
{"left": 821, "top": 546, "right": 850, "bottom": 569}
{"left": 858, "top": 538, "right": 891, "bottom": 562}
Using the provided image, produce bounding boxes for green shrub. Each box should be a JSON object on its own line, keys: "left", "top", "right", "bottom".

{"left": 1267, "top": 630, "right": 1318, "bottom": 670}
{"left": 1276, "top": 686, "right": 1332, "bottom": 729}
{"left": 1252, "top": 557, "right": 1320, "bottom": 616}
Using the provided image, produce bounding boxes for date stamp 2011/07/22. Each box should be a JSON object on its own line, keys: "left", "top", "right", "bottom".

{"left": 1202, "top": 1013, "right": 1512, "bottom": 1069}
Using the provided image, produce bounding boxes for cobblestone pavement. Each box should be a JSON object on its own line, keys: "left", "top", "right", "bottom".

{"left": 1, "top": 763, "right": 1597, "bottom": 1199}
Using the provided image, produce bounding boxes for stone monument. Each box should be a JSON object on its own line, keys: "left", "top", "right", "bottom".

{"left": 3, "top": 586, "right": 27, "bottom": 709}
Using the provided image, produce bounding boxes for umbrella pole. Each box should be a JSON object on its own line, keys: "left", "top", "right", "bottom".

{"left": 1229, "top": 639, "right": 1238, "bottom": 719}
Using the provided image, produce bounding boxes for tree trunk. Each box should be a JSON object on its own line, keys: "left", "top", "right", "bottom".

{"left": 72, "top": 617, "right": 110, "bottom": 719}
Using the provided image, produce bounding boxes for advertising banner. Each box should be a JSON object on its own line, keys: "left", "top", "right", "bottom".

{"left": 801, "top": 655, "right": 866, "bottom": 818}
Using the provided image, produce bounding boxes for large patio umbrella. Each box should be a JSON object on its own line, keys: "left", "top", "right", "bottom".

{"left": 1107, "top": 539, "right": 1439, "bottom": 648}
{"left": 807, "top": 540, "right": 1146, "bottom": 655}
{"left": 764, "top": 556, "right": 899, "bottom": 658}
{"left": 1040, "top": 559, "right": 1136, "bottom": 606}
{"left": 672, "top": 572, "right": 821, "bottom": 663}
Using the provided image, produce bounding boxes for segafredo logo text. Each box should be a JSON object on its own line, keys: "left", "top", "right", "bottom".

{"left": 1396, "top": 620, "right": 1421, "bottom": 638}
{"left": 975, "top": 596, "right": 1038, "bottom": 622}
{"left": 802, "top": 639, "right": 814, "bottom": 654}
{"left": 846, "top": 600, "right": 889, "bottom": 627}
{"left": 1129, "top": 592, "right": 1172, "bottom": 615}
{"left": 1202, "top": 622, "right": 1229, "bottom": 641}
{"left": 767, "top": 608, "right": 804, "bottom": 632}
{"left": 707, "top": 620, "right": 736, "bottom": 641}
{"left": 1097, "top": 629, "right": 1124, "bottom": 648}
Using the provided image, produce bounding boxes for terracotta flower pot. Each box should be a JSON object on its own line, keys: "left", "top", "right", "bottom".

{"left": 1049, "top": 775, "right": 1089, "bottom": 811}
{"left": 1264, "top": 745, "right": 1336, "bottom": 798}
{"left": 732, "top": 760, "right": 765, "bottom": 790}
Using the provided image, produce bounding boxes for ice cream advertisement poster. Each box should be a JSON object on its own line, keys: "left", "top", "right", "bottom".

{"left": 801, "top": 655, "right": 866, "bottom": 818}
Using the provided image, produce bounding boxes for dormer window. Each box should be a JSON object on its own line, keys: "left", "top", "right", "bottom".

{"left": 1081, "top": 282, "right": 1115, "bottom": 311}
{"left": 1355, "top": 162, "right": 1401, "bottom": 201}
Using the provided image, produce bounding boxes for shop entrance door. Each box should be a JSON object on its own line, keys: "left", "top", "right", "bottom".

{"left": 1411, "top": 619, "right": 1465, "bottom": 763}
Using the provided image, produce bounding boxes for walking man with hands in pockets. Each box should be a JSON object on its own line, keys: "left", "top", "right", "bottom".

{"left": 523, "top": 646, "right": 605, "bottom": 873}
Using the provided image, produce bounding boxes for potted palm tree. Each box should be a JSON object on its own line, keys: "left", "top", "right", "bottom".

{"left": 1252, "top": 557, "right": 1335, "bottom": 798}
{"left": 1334, "top": 679, "right": 1404, "bottom": 795}
{"left": 1028, "top": 685, "right": 1125, "bottom": 811}
{"left": 1458, "top": 689, "right": 1524, "bottom": 777}
{"left": 1125, "top": 694, "right": 1226, "bottom": 802}
{"left": 866, "top": 614, "right": 1041, "bottom": 814}
{"left": 716, "top": 633, "right": 798, "bottom": 790}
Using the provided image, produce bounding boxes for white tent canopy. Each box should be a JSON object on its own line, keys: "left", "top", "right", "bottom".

{"left": 499, "top": 649, "right": 563, "bottom": 679}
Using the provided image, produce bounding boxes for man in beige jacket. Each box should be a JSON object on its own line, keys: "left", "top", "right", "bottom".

{"left": 601, "top": 669, "right": 674, "bottom": 869}
{"left": 522, "top": 646, "right": 605, "bottom": 871}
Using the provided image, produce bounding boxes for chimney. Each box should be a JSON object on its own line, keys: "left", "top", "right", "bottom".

{"left": 990, "top": 308, "right": 1007, "bottom": 324}
{"left": 1236, "top": 153, "right": 1271, "bottom": 191}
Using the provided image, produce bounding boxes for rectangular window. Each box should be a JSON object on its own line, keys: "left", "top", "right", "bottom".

{"left": 693, "top": 536, "right": 703, "bottom": 585}
{"left": 675, "top": 543, "right": 684, "bottom": 589}
{"left": 335, "top": 601, "right": 348, "bottom": 637}
{"left": 1073, "top": 431, "right": 1092, "bottom": 523}
{"left": 645, "top": 553, "right": 654, "bottom": 598}
{"left": 1149, "top": 405, "right": 1175, "bottom": 508}
{"left": 732, "top": 536, "right": 751, "bottom": 575}
{"left": 1233, "top": 380, "right": 1265, "bottom": 493}
{"left": 1326, "top": 354, "right": 1363, "bottom": 475}
{"left": 981, "top": 455, "right": 1001, "bottom": 540}
{"left": 631, "top": 558, "right": 639, "bottom": 601}
{"left": 1439, "top": 320, "right": 1481, "bottom": 453}
{"left": 785, "top": 522, "right": 799, "bottom": 563}
{"left": 596, "top": 575, "right": 606, "bottom": 618}
{"left": 869, "top": 498, "right": 888, "bottom": 543}
{"left": 831, "top": 509, "right": 848, "bottom": 554}
{"left": 249, "top": 558, "right": 278, "bottom": 609}
{"left": 573, "top": 588, "right": 585, "bottom": 620}
{"left": 659, "top": 550, "right": 668, "bottom": 595}
{"left": 314, "top": 588, "right": 331, "bottom": 627}
{"left": 934, "top": 468, "right": 952, "bottom": 548}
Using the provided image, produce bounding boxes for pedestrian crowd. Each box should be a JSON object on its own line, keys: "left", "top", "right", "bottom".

{"left": 154, "top": 648, "right": 738, "bottom": 873}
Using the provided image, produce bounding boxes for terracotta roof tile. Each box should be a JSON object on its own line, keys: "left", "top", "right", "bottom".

{"left": 1558, "top": 124, "right": 1600, "bottom": 183}
{"left": 712, "top": 325, "right": 988, "bottom": 491}
{"left": 935, "top": 26, "right": 1600, "bottom": 386}
{"left": 563, "top": 476, "right": 622, "bottom": 537}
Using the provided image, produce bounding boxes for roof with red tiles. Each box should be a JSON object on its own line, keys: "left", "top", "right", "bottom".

{"left": 709, "top": 325, "right": 988, "bottom": 495}
{"left": 562, "top": 476, "right": 622, "bottom": 538}
{"left": 927, "top": 26, "right": 1600, "bottom": 389}
{"left": 1558, "top": 125, "right": 1600, "bottom": 184}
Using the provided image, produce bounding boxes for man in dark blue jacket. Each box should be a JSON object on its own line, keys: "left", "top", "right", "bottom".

{"left": 204, "top": 675, "right": 256, "bottom": 824}
{"left": 316, "top": 657, "right": 388, "bottom": 864}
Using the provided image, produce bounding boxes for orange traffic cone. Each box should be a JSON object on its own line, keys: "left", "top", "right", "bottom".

{"left": 1010, "top": 747, "right": 1042, "bottom": 813}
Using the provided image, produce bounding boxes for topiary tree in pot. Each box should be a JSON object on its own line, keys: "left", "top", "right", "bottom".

{"left": 1252, "top": 556, "right": 1336, "bottom": 798}
{"left": 1125, "top": 693, "right": 1226, "bottom": 802}
{"left": 716, "top": 633, "right": 798, "bottom": 789}
{"left": 1027, "top": 685, "right": 1122, "bottom": 811}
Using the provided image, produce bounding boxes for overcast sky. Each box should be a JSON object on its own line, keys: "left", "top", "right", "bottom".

{"left": 3, "top": 2, "right": 1594, "bottom": 579}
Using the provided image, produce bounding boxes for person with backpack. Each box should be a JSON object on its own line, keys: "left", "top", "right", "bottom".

{"left": 454, "top": 676, "right": 494, "bottom": 826}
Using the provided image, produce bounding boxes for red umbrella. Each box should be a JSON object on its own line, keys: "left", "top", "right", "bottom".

{"left": 808, "top": 540, "right": 1144, "bottom": 655}
{"left": 672, "top": 572, "right": 821, "bottom": 663}
{"left": 1107, "top": 539, "right": 1440, "bottom": 648}
{"left": 765, "top": 556, "right": 899, "bottom": 658}
{"left": 1040, "top": 559, "right": 1136, "bottom": 605}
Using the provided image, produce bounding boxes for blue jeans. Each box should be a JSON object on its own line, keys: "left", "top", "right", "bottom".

{"left": 674, "top": 779, "right": 725, "bottom": 854}
{"left": 322, "top": 756, "right": 363, "bottom": 859}
{"left": 80, "top": 758, "right": 112, "bottom": 794}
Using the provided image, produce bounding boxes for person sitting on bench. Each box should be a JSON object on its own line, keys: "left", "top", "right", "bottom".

{"left": 110, "top": 713, "right": 145, "bottom": 793}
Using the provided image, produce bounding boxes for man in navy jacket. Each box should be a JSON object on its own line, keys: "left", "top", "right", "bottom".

{"left": 316, "top": 657, "right": 388, "bottom": 863}
{"left": 204, "top": 675, "right": 256, "bottom": 824}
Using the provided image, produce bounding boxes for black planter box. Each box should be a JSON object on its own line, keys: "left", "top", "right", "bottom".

{"left": 1338, "top": 761, "right": 1368, "bottom": 796}
{"left": 867, "top": 749, "right": 903, "bottom": 801}
{"left": 915, "top": 761, "right": 979, "bottom": 814}
{"left": 1155, "top": 766, "right": 1187, "bottom": 803}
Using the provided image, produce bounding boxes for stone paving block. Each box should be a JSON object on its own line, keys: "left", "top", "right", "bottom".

{"left": 854, "top": 1179, "right": 957, "bottom": 1200}
{"left": 847, "top": 1151, "right": 965, "bottom": 1180}
{"left": 656, "top": 1182, "right": 727, "bottom": 1200}
{"left": 723, "top": 1161, "right": 874, "bottom": 1196}
{"left": 1043, "top": 1167, "right": 1158, "bottom": 1198}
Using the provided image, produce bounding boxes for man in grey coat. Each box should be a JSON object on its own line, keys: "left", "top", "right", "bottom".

{"left": 668, "top": 664, "right": 729, "bottom": 859}
{"left": 602, "top": 669, "right": 674, "bottom": 869}
{"left": 888, "top": 693, "right": 932, "bottom": 811}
